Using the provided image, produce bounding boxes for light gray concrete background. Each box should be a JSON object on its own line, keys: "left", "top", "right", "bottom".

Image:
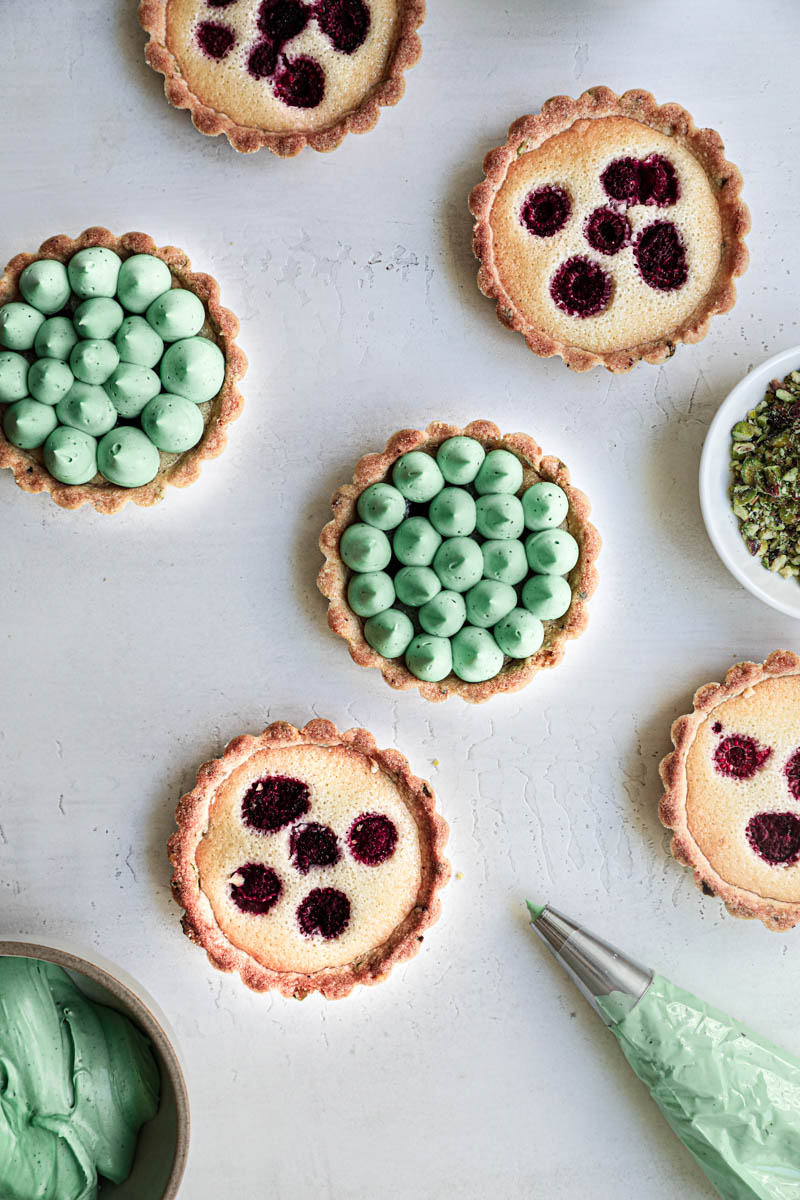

{"left": 2, "top": 1, "right": 799, "bottom": 1196}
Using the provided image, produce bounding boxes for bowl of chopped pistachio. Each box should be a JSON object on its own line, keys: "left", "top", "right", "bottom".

{"left": 700, "top": 345, "right": 800, "bottom": 619}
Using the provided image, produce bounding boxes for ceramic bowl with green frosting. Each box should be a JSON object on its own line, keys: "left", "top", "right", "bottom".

{"left": 0, "top": 227, "right": 247, "bottom": 514}
{"left": 318, "top": 420, "right": 601, "bottom": 703}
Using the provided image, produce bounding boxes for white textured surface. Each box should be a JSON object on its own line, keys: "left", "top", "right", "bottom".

{"left": 2, "top": 2, "right": 799, "bottom": 1197}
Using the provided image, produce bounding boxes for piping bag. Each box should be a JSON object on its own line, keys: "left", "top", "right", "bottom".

{"left": 527, "top": 901, "right": 800, "bottom": 1200}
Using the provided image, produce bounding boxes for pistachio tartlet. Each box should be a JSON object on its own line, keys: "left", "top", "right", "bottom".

{"left": 139, "top": 0, "right": 425, "bottom": 156}
{"left": 169, "top": 719, "right": 450, "bottom": 998}
{"left": 660, "top": 651, "right": 800, "bottom": 931}
{"left": 0, "top": 227, "right": 246, "bottom": 513}
{"left": 469, "top": 87, "right": 749, "bottom": 373}
{"left": 318, "top": 420, "right": 600, "bottom": 703}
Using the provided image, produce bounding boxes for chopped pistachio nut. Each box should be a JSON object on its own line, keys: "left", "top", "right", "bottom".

{"left": 730, "top": 369, "right": 800, "bottom": 579}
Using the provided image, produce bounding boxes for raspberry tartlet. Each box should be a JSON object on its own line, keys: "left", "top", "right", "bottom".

{"left": 139, "top": 0, "right": 425, "bottom": 156}
{"left": 469, "top": 87, "right": 750, "bottom": 373}
{"left": 169, "top": 719, "right": 449, "bottom": 998}
{"left": 660, "top": 651, "right": 800, "bottom": 931}
{"left": 318, "top": 420, "right": 600, "bottom": 703}
{"left": 0, "top": 227, "right": 246, "bottom": 514}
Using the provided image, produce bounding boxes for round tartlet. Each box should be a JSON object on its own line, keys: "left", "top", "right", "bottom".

{"left": 0, "top": 227, "right": 246, "bottom": 514}
{"left": 169, "top": 719, "right": 450, "bottom": 998}
{"left": 469, "top": 86, "right": 750, "bottom": 373}
{"left": 318, "top": 420, "right": 601, "bottom": 704}
{"left": 139, "top": 0, "right": 425, "bottom": 156}
{"left": 660, "top": 651, "right": 800, "bottom": 931}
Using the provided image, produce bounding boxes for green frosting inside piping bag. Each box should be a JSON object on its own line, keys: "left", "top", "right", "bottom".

{"left": 104, "top": 364, "right": 161, "bottom": 418}
{"left": 393, "top": 517, "right": 442, "bottom": 567}
{"left": 493, "top": 608, "right": 544, "bottom": 658}
{"left": 525, "top": 529, "right": 579, "bottom": 576}
{"left": 451, "top": 626, "right": 504, "bottom": 682}
{"left": 418, "top": 590, "right": 466, "bottom": 638}
{"left": 598, "top": 974, "right": 800, "bottom": 1200}
{"left": 57, "top": 383, "right": 117, "bottom": 438}
{"left": 97, "top": 427, "right": 160, "bottom": 488}
{"left": 475, "top": 493, "right": 525, "bottom": 540}
{"left": 474, "top": 448, "right": 523, "bottom": 495}
{"left": 481, "top": 539, "right": 528, "bottom": 585}
{"left": 0, "top": 956, "right": 159, "bottom": 1200}
{"left": 159, "top": 336, "right": 225, "bottom": 404}
{"left": 3, "top": 399, "right": 58, "bottom": 450}
{"left": 0, "top": 352, "right": 29, "bottom": 403}
{"left": 394, "top": 565, "right": 442, "bottom": 608}
{"left": 67, "top": 247, "right": 121, "bottom": 300}
{"left": 392, "top": 451, "right": 444, "bottom": 503}
{"left": 405, "top": 633, "right": 453, "bottom": 682}
{"left": 364, "top": 608, "right": 414, "bottom": 658}
{"left": 35, "top": 317, "right": 78, "bottom": 362}
{"left": 465, "top": 579, "right": 516, "bottom": 629}
{"left": 347, "top": 571, "right": 395, "bottom": 618}
{"left": 141, "top": 393, "right": 204, "bottom": 453}
{"left": 146, "top": 288, "right": 205, "bottom": 342}
{"left": 433, "top": 537, "right": 484, "bottom": 592}
{"left": 0, "top": 302, "right": 45, "bottom": 351}
{"left": 523, "top": 481, "right": 569, "bottom": 530}
{"left": 522, "top": 574, "right": 573, "bottom": 620}
{"left": 28, "top": 359, "right": 74, "bottom": 407}
{"left": 19, "top": 259, "right": 70, "bottom": 315}
{"left": 43, "top": 427, "right": 98, "bottom": 485}
{"left": 436, "top": 436, "right": 485, "bottom": 485}
{"left": 356, "top": 483, "right": 406, "bottom": 531}
{"left": 115, "top": 316, "right": 164, "bottom": 369}
{"left": 69, "top": 340, "right": 119, "bottom": 387}
{"left": 73, "top": 298, "right": 124, "bottom": 342}
{"left": 115, "top": 254, "right": 172, "bottom": 314}
{"left": 429, "top": 487, "right": 477, "bottom": 537}
{"left": 340, "top": 523, "right": 392, "bottom": 573}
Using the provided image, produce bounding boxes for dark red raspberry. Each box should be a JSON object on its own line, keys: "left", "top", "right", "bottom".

{"left": 315, "top": 0, "right": 370, "bottom": 53}
{"left": 273, "top": 55, "right": 325, "bottom": 107}
{"left": 584, "top": 206, "right": 630, "bottom": 255}
{"left": 520, "top": 186, "right": 571, "bottom": 238}
{"left": 786, "top": 749, "right": 800, "bottom": 801}
{"left": 639, "top": 155, "right": 679, "bottom": 206}
{"left": 713, "top": 734, "right": 772, "bottom": 780}
{"left": 248, "top": 39, "right": 279, "bottom": 78}
{"left": 550, "top": 256, "right": 611, "bottom": 318}
{"left": 290, "top": 823, "right": 340, "bottom": 874}
{"left": 242, "top": 775, "right": 311, "bottom": 833}
{"left": 297, "top": 888, "right": 350, "bottom": 938}
{"left": 258, "top": 0, "right": 310, "bottom": 45}
{"left": 230, "top": 863, "right": 282, "bottom": 914}
{"left": 635, "top": 222, "right": 688, "bottom": 291}
{"left": 746, "top": 812, "right": 800, "bottom": 865}
{"left": 207, "top": 0, "right": 237, "bottom": 6}
{"left": 712, "top": 721, "right": 723, "bottom": 734}
{"left": 195, "top": 20, "right": 236, "bottom": 58}
{"left": 601, "top": 157, "right": 641, "bottom": 204}
{"left": 348, "top": 813, "right": 398, "bottom": 865}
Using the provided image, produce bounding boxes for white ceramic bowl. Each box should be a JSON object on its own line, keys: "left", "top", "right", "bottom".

{"left": 0, "top": 938, "right": 189, "bottom": 1199}
{"left": 700, "top": 345, "right": 800, "bottom": 620}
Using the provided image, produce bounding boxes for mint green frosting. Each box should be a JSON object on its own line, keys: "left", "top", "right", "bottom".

{"left": 0, "top": 956, "right": 159, "bottom": 1200}
{"left": 474, "top": 448, "right": 523, "bottom": 495}
{"left": 340, "top": 523, "right": 392, "bottom": 573}
{"left": 115, "top": 316, "right": 164, "bottom": 369}
{"left": 493, "top": 608, "right": 544, "bottom": 658}
{"left": 69, "top": 340, "right": 120, "bottom": 386}
{"left": 429, "top": 487, "right": 477, "bottom": 537}
{"left": 97, "top": 428, "right": 160, "bottom": 487}
{"left": 3, "top": 399, "right": 58, "bottom": 449}
{"left": 104, "top": 364, "right": 160, "bottom": 418}
{"left": 146, "top": 289, "right": 204, "bottom": 342}
{"left": 0, "top": 352, "right": 30, "bottom": 402}
{"left": 28, "top": 359, "right": 74, "bottom": 406}
{"left": 35, "top": 317, "right": 78, "bottom": 362}
{"left": 433, "top": 537, "right": 484, "bottom": 592}
{"left": 392, "top": 451, "right": 444, "bottom": 503}
{"left": 0, "top": 302, "right": 45, "bottom": 351}
{"left": 394, "top": 566, "right": 441, "bottom": 607}
{"left": 481, "top": 539, "right": 528, "bottom": 585}
{"left": 525, "top": 529, "right": 579, "bottom": 575}
{"left": 19, "top": 259, "right": 70, "bottom": 314}
{"left": 405, "top": 634, "right": 453, "bottom": 682}
{"left": 451, "top": 626, "right": 504, "bottom": 682}
{"left": 436, "top": 436, "right": 485, "bottom": 485}
{"left": 73, "top": 298, "right": 124, "bottom": 342}
{"left": 115, "top": 254, "right": 172, "bottom": 313}
{"left": 357, "top": 483, "right": 406, "bottom": 531}
{"left": 465, "top": 580, "right": 517, "bottom": 628}
{"left": 418, "top": 590, "right": 466, "bottom": 638}
{"left": 364, "top": 608, "right": 414, "bottom": 658}
{"left": 599, "top": 974, "right": 800, "bottom": 1200}
{"left": 393, "top": 517, "right": 442, "bottom": 567}
{"left": 43, "top": 427, "right": 98, "bottom": 485}
{"left": 67, "top": 247, "right": 121, "bottom": 299}
{"left": 523, "top": 481, "right": 569, "bottom": 530}
{"left": 347, "top": 571, "right": 395, "bottom": 618}
{"left": 159, "top": 336, "right": 225, "bottom": 404}
{"left": 57, "top": 383, "right": 117, "bottom": 438}
{"left": 522, "top": 574, "right": 573, "bottom": 620}
{"left": 141, "top": 393, "right": 204, "bottom": 453}
{"left": 475, "top": 494, "right": 525, "bottom": 540}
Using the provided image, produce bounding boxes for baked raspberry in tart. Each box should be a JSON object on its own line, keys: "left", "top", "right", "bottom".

{"left": 469, "top": 87, "right": 750, "bottom": 372}
{"left": 139, "top": 0, "right": 425, "bottom": 156}
{"left": 660, "top": 651, "right": 800, "bottom": 930}
{"left": 318, "top": 420, "right": 600, "bottom": 704}
{"left": 0, "top": 227, "right": 246, "bottom": 514}
{"left": 169, "top": 719, "right": 449, "bottom": 998}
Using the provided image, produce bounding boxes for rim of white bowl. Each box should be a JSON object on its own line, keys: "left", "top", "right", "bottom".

{"left": 699, "top": 344, "right": 800, "bottom": 620}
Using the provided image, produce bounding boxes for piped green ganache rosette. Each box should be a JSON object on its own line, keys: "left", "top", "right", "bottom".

{"left": 318, "top": 421, "right": 601, "bottom": 702}
{"left": 0, "top": 227, "right": 246, "bottom": 513}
